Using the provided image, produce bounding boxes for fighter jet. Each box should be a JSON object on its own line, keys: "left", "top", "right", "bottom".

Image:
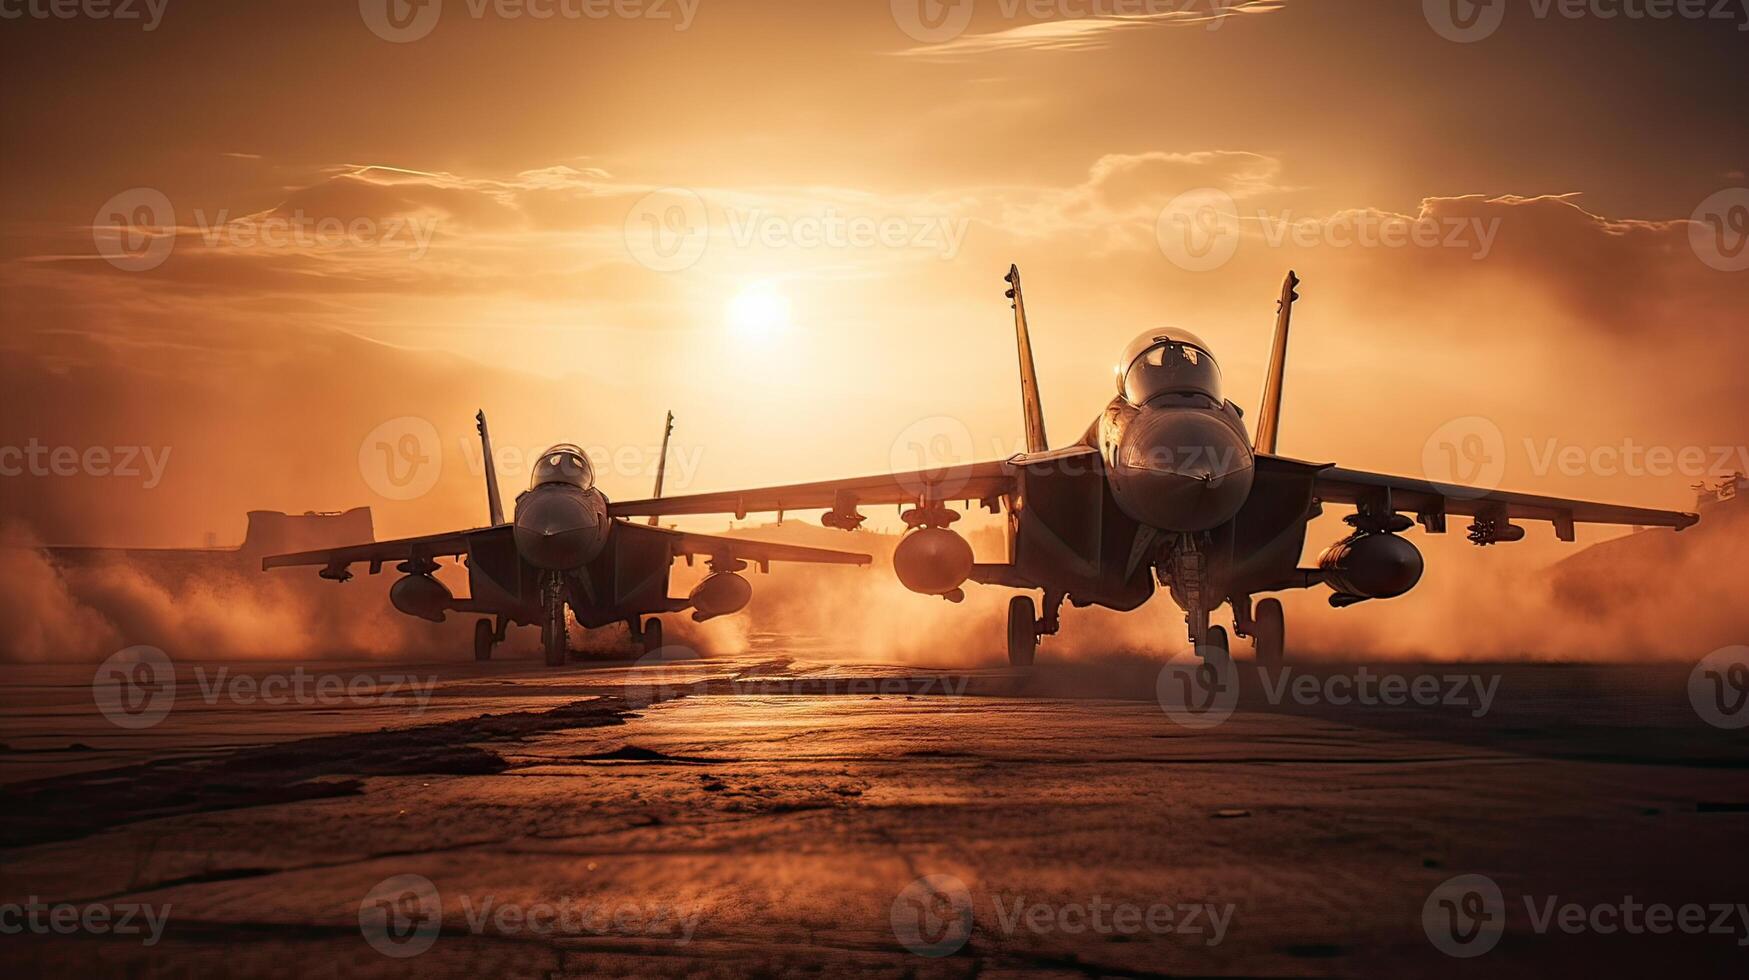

{"left": 608, "top": 267, "right": 1700, "bottom": 666}
{"left": 264, "top": 412, "right": 871, "bottom": 665}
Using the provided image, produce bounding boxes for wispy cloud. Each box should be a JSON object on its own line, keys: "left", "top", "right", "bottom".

{"left": 895, "top": 0, "right": 1289, "bottom": 59}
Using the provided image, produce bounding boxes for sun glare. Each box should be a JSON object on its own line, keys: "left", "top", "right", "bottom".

{"left": 727, "top": 281, "right": 792, "bottom": 342}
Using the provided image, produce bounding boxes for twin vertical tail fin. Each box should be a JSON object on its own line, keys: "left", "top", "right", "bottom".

{"left": 1004, "top": 265, "right": 1050, "bottom": 454}
{"left": 1253, "top": 270, "right": 1301, "bottom": 456}
{"left": 647, "top": 410, "right": 674, "bottom": 526}
{"left": 476, "top": 410, "right": 506, "bottom": 526}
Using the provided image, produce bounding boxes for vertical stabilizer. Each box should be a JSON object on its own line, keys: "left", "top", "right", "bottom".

{"left": 1004, "top": 265, "right": 1049, "bottom": 454}
{"left": 475, "top": 410, "right": 506, "bottom": 525}
{"left": 647, "top": 410, "right": 674, "bottom": 526}
{"left": 1253, "top": 271, "right": 1301, "bottom": 455}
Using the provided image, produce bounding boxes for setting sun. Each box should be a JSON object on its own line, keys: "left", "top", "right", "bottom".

{"left": 726, "top": 281, "right": 792, "bottom": 342}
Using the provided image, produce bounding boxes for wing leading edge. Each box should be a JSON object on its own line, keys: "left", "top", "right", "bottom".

{"left": 262, "top": 521, "right": 871, "bottom": 580}
{"left": 607, "top": 458, "right": 1025, "bottom": 520}
{"left": 1281, "top": 457, "right": 1701, "bottom": 541}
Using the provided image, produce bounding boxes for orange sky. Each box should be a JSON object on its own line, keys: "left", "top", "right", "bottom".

{"left": 2, "top": 0, "right": 1745, "bottom": 562}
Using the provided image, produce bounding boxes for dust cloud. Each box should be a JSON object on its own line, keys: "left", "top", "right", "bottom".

{"left": 2, "top": 503, "right": 1740, "bottom": 666}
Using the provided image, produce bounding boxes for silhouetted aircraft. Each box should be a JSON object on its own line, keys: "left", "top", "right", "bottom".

{"left": 264, "top": 412, "right": 870, "bottom": 664}
{"left": 609, "top": 267, "right": 1700, "bottom": 666}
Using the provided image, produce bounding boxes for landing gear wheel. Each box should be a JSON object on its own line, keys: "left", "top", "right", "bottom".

{"left": 542, "top": 601, "right": 568, "bottom": 667}
{"left": 640, "top": 617, "right": 664, "bottom": 657}
{"left": 1007, "top": 595, "right": 1038, "bottom": 667}
{"left": 1252, "top": 598, "right": 1285, "bottom": 667}
{"left": 1201, "top": 625, "right": 1232, "bottom": 669}
{"left": 473, "top": 619, "right": 495, "bottom": 661}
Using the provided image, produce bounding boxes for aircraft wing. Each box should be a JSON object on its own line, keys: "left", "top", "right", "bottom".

{"left": 624, "top": 522, "right": 872, "bottom": 569}
{"left": 1293, "top": 459, "right": 1700, "bottom": 541}
{"left": 606, "top": 457, "right": 1026, "bottom": 519}
{"left": 261, "top": 527, "right": 498, "bottom": 577}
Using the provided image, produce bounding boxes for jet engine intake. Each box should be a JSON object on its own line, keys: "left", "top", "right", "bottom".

{"left": 689, "top": 571, "right": 752, "bottom": 622}
{"left": 893, "top": 527, "right": 975, "bottom": 596}
{"left": 1317, "top": 531, "right": 1424, "bottom": 603}
{"left": 390, "top": 573, "right": 453, "bottom": 623}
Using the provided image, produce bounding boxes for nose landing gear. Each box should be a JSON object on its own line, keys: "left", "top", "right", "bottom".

{"left": 541, "top": 574, "right": 570, "bottom": 667}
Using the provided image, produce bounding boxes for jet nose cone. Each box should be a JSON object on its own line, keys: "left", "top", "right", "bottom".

{"left": 1110, "top": 410, "right": 1255, "bottom": 532}
{"left": 513, "top": 487, "right": 607, "bottom": 569}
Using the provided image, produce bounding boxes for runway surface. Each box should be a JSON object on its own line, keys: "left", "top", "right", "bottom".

{"left": 3, "top": 637, "right": 1747, "bottom": 977}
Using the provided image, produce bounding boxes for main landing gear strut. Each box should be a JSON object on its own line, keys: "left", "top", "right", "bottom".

{"left": 473, "top": 616, "right": 508, "bottom": 661}
{"left": 628, "top": 616, "right": 664, "bottom": 657}
{"left": 1006, "top": 589, "right": 1064, "bottom": 667}
{"left": 1232, "top": 595, "right": 1286, "bottom": 667}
